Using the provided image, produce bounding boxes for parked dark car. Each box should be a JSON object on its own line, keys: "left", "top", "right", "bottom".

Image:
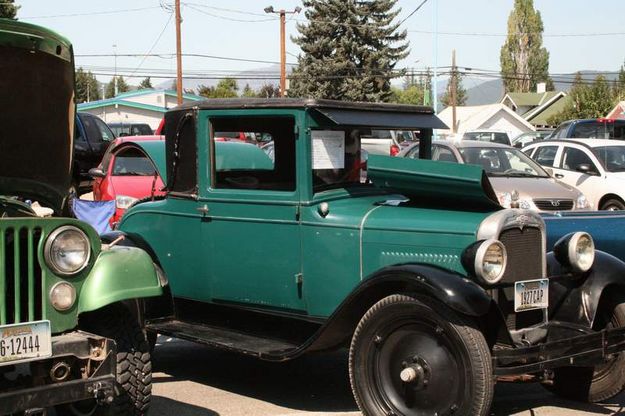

{"left": 548, "top": 118, "right": 625, "bottom": 140}
{"left": 512, "top": 130, "right": 553, "bottom": 148}
{"left": 108, "top": 121, "right": 154, "bottom": 137}
{"left": 74, "top": 112, "right": 116, "bottom": 192}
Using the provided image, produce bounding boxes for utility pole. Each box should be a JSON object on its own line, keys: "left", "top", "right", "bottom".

{"left": 264, "top": 6, "right": 301, "bottom": 97}
{"left": 113, "top": 44, "right": 118, "bottom": 96}
{"left": 175, "top": 0, "right": 183, "bottom": 105}
{"left": 451, "top": 49, "right": 457, "bottom": 134}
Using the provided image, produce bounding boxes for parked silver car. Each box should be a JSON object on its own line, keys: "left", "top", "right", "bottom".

{"left": 399, "top": 140, "right": 590, "bottom": 211}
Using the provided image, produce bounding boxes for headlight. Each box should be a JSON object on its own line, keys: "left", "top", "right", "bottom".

{"left": 462, "top": 239, "right": 508, "bottom": 285}
{"left": 49, "top": 282, "right": 76, "bottom": 311}
{"left": 576, "top": 194, "right": 591, "bottom": 210}
{"left": 497, "top": 192, "right": 532, "bottom": 210}
{"left": 554, "top": 231, "right": 595, "bottom": 273}
{"left": 44, "top": 226, "right": 91, "bottom": 275}
{"left": 116, "top": 195, "right": 139, "bottom": 210}
{"left": 497, "top": 192, "right": 512, "bottom": 208}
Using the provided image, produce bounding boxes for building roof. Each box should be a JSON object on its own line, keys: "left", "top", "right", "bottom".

{"left": 114, "top": 88, "right": 204, "bottom": 101}
{"left": 437, "top": 103, "right": 536, "bottom": 133}
{"left": 607, "top": 101, "right": 625, "bottom": 119}
{"left": 502, "top": 91, "right": 561, "bottom": 108}
{"left": 525, "top": 95, "right": 571, "bottom": 126}
{"left": 77, "top": 98, "right": 167, "bottom": 113}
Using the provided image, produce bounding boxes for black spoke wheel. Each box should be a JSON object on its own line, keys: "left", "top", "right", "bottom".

{"left": 349, "top": 294, "right": 493, "bottom": 416}
{"left": 544, "top": 292, "right": 625, "bottom": 402}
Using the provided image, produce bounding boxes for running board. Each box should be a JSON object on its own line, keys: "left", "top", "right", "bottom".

{"left": 147, "top": 319, "right": 300, "bottom": 360}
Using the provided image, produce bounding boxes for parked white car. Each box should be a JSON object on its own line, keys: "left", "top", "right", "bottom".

{"left": 523, "top": 139, "right": 625, "bottom": 210}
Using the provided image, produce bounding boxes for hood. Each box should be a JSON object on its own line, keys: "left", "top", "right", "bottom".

{"left": 367, "top": 155, "right": 500, "bottom": 211}
{"left": 0, "top": 19, "right": 75, "bottom": 213}
{"left": 488, "top": 176, "right": 581, "bottom": 200}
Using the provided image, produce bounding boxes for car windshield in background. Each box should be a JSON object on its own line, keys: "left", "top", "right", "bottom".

{"left": 112, "top": 148, "right": 157, "bottom": 176}
{"left": 459, "top": 147, "right": 548, "bottom": 178}
{"left": 592, "top": 146, "right": 625, "bottom": 172}
{"left": 463, "top": 131, "right": 510, "bottom": 145}
{"left": 572, "top": 120, "right": 625, "bottom": 140}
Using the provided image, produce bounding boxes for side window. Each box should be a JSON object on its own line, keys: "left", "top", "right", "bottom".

{"left": 81, "top": 115, "right": 114, "bottom": 143}
{"left": 94, "top": 118, "right": 115, "bottom": 141}
{"left": 433, "top": 146, "right": 457, "bottom": 162}
{"left": 554, "top": 123, "right": 570, "bottom": 139}
{"left": 210, "top": 116, "right": 295, "bottom": 191}
{"left": 561, "top": 147, "right": 597, "bottom": 172}
{"left": 405, "top": 146, "right": 420, "bottom": 159}
{"left": 522, "top": 147, "right": 535, "bottom": 157}
{"left": 112, "top": 148, "right": 156, "bottom": 176}
{"left": 533, "top": 146, "right": 558, "bottom": 167}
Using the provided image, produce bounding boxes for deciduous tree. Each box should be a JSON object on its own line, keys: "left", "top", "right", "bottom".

{"left": 500, "top": 0, "right": 551, "bottom": 93}
{"left": 548, "top": 74, "right": 616, "bottom": 125}
{"left": 0, "top": 0, "right": 18, "bottom": 19}
{"left": 440, "top": 68, "right": 467, "bottom": 107}
{"left": 197, "top": 78, "right": 239, "bottom": 98}
{"left": 289, "top": 0, "right": 408, "bottom": 102}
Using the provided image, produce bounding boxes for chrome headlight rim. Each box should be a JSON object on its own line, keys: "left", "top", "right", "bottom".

{"left": 44, "top": 225, "right": 91, "bottom": 276}
{"left": 474, "top": 239, "right": 508, "bottom": 285}
{"left": 567, "top": 231, "right": 595, "bottom": 273}
{"left": 49, "top": 281, "right": 76, "bottom": 311}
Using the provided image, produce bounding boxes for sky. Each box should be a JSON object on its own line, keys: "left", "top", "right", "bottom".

{"left": 14, "top": 0, "right": 625, "bottom": 88}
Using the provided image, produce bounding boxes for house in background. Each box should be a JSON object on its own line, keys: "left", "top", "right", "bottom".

{"left": 436, "top": 103, "right": 535, "bottom": 139}
{"left": 607, "top": 101, "right": 625, "bottom": 120}
{"left": 500, "top": 86, "right": 568, "bottom": 129}
{"left": 77, "top": 89, "right": 204, "bottom": 130}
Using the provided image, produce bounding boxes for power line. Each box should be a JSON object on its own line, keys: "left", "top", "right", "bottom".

{"left": 408, "top": 29, "right": 625, "bottom": 38}
{"left": 21, "top": 6, "right": 163, "bottom": 19}
{"left": 129, "top": 12, "right": 174, "bottom": 77}
{"left": 397, "top": 0, "right": 429, "bottom": 26}
{"left": 75, "top": 52, "right": 297, "bottom": 66}
{"left": 185, "top": 4, "right": 277, "bottom": 23}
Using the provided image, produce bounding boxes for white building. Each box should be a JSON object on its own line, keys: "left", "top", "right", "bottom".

{"left": 77, "top": 89, "right": 204, "bottom": 130}
{"left": 436, "top": 103, "right": 536, "bottom": 140}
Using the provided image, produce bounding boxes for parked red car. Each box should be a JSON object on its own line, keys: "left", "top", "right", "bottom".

{"left": 89, "top": 135, "right": 166, "bottom": 226}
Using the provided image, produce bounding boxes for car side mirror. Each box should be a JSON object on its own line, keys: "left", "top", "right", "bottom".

{"left": 544, "top": 167, "right": 554, "bottom": 177}
{"left": 513, "top": 142, "right": 523, "bottom": 149}
{"left": 88, "top": 167, "right": 105, "bottom": 178}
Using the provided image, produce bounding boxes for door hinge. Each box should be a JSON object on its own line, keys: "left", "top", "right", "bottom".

{"left": 295, "top": 273, "right": 303, "bottom": 284}
{"left": 295, "top": 205, "right": 301, "bottom": 221}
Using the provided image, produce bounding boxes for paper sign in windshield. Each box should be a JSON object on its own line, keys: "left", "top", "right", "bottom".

{"left": 312, "top": 130, "right": 345, "bottom": 170}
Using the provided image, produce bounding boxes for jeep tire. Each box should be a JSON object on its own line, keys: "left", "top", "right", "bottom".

{"left": 545, "top": 292, "right": 625, "bottom": 402}
{"left": 71, "top": 304, "right": 152, "bottom": 416}
{"left": 349, "top": 294, "right": 493, "bottom": 416}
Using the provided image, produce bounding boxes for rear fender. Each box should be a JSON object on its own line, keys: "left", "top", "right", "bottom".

{"left": 77, "top": 245, "right": 163, "bottom": 314}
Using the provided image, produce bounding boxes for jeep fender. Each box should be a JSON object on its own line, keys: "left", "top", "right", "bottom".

{"left": 77, "top": 245, "right": 163, "bottom": 314}
{"left": 305, "top": 264, "right": 493, "bottom": 353}
{"left": 548, "top": 250, "right": 625, "bottom": 327}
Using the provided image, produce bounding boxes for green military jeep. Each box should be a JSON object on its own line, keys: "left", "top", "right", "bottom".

{"left": 116, "top": 98, "right": 625, "bottom": 415}
{"left": 0, "top": 19, "right": 163, "bottom": 415}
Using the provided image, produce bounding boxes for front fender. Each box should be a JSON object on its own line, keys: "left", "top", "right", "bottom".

{"left": 549, "top": 250, "right": 625, "bottom": 327}
{"left": 77, "top": 245, "right": 163, "bottom": 314}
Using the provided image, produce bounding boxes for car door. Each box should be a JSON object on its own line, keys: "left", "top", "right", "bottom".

{"left": 556, "top": 145, "right": 605, "bottom": 209}
{"left": 201, "top": 113, "right": 306, "bottom": 313}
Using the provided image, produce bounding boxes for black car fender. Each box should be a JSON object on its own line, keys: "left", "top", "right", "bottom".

{"left": 305, "top": 263, "right": 495, "bottom": 353}
{"left": 548, "top": 250, "right": 625, "bottom": 328}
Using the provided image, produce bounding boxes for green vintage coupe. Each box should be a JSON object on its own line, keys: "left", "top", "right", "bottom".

{"left": 115, "top": 98, "right": 625, "bottom": 415}
{"left": 0, "top": 19, "right": 163, "bottom": 415}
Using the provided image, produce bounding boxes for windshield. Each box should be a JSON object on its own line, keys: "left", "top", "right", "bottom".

{"left": 592, "top": 146, "right": 625, "bottom": 172}
{"left": 572, "top": 120, "right": 625, "bottom": 140}
{"left": 463, "top": 131, "right": 510, "bottom": 145}
{"left": 459, "top": 147, "right": 548, "bottom": 178}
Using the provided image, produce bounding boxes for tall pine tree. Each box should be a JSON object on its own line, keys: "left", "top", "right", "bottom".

{"left": 105, "top": 76, "right": 130, "bottom": 98}
{"left": 75, "top": 68, "right": 101, "bottom": 103}
{"left": 0, "top": 0, "right": 18, "bottom": 19}
{"left": 440, "top": 69, "right": 467, "bottom": 107}
{"left": 290, "top": 0, "right": 408, "bottom": 102}
{"left": 500, "top": 0, "right": 551, "bottom": 93}
{"left": 139, "top": 77, "right": 153, "bottom": 89}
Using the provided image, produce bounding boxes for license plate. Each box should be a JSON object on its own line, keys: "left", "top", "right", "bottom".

{"left": 0, "top": 320, "right": 52, "bottom": 366}
{"left": 514, "top": 278, "right": 549, "bottom": 312}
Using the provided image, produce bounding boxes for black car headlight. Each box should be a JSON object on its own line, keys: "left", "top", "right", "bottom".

{"left": 44, "top": 226, "right": 91, "bottom": 276}
{"left": 462, "top": 239, "right": 508, "bottom": 285}
{"left": 554, "top": 231, "right": 595, "bottom": 273}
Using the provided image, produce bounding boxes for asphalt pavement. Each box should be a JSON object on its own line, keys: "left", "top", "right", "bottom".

{"left": 151, "top": 336, "right": 625, "bottom": 416}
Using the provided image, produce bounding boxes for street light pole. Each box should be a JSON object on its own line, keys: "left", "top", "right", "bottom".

{"left": 175, "top": 0, "right": 183, "bottom": 105}
{"left": 264, "top": 5, "right": 301, "bottom": 97}
{"left": 113, "top": 44, "right": 118, "bottom": 97}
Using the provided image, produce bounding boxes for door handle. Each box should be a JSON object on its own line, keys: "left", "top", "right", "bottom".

{"left": 554, "top": 174, "right": 564, "bottom": 179}
{"left": 196, "top": 204, "right": 210, "bottom": 215}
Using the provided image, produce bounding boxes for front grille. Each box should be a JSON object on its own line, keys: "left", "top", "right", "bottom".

{"left": 0, "top": 226, "right": 44, "bottom": 325}
{"left": 533, "top": 199, "right": 574, "bottom": 211}
{"left": 499, "top": 226, "right": 543, "bottom": 284}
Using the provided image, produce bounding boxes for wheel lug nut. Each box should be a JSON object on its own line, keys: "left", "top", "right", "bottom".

{"left": 400, "top": 367, "right": 418, "bottom": 383}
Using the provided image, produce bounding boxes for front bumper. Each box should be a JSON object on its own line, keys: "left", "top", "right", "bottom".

{"left": 493, "top": 321, "right": 625, "bottom": 376}
{"left": 0, "top": 331, "right": 116, "bottom": 415}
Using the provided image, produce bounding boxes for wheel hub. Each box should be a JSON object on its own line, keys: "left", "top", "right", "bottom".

{"left": 400, "top": 356, "right": 430, "bottom": 391}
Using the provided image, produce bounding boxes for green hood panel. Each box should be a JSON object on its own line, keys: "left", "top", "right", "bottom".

{"left": 367, "top": 155, "right": 500, "bottom": 211}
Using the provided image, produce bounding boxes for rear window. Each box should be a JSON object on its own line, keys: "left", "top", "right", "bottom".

{"left": 462, "top": 132, "right": 510, "bottom": 145}
{"left": 592, "top": 146, "right": 625, "bottom": 172}
{"left": 572, "top": 120, "right": 625, "bottom": 140}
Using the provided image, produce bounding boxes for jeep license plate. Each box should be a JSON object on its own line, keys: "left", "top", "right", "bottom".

{"left": 514, "top": 278, "right": 549, "bottom": 312}
{"left": 0, "top": 321, "right": 52, "bottom": 366}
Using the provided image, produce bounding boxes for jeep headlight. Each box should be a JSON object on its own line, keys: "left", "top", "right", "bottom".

{"left": 49, "top": 282, "right": 76, "bottom": 311}
{"left": 116, "top": 195, "right": 139, "bottom": 210}
{"left": 462, "top": 239, "right": 508, "bottom": 285}
{"left": 44, "top": 226, "right": 91, "bottom": 275}
{"left": 554, "top": 232, "right": 595, "bottom": 273}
